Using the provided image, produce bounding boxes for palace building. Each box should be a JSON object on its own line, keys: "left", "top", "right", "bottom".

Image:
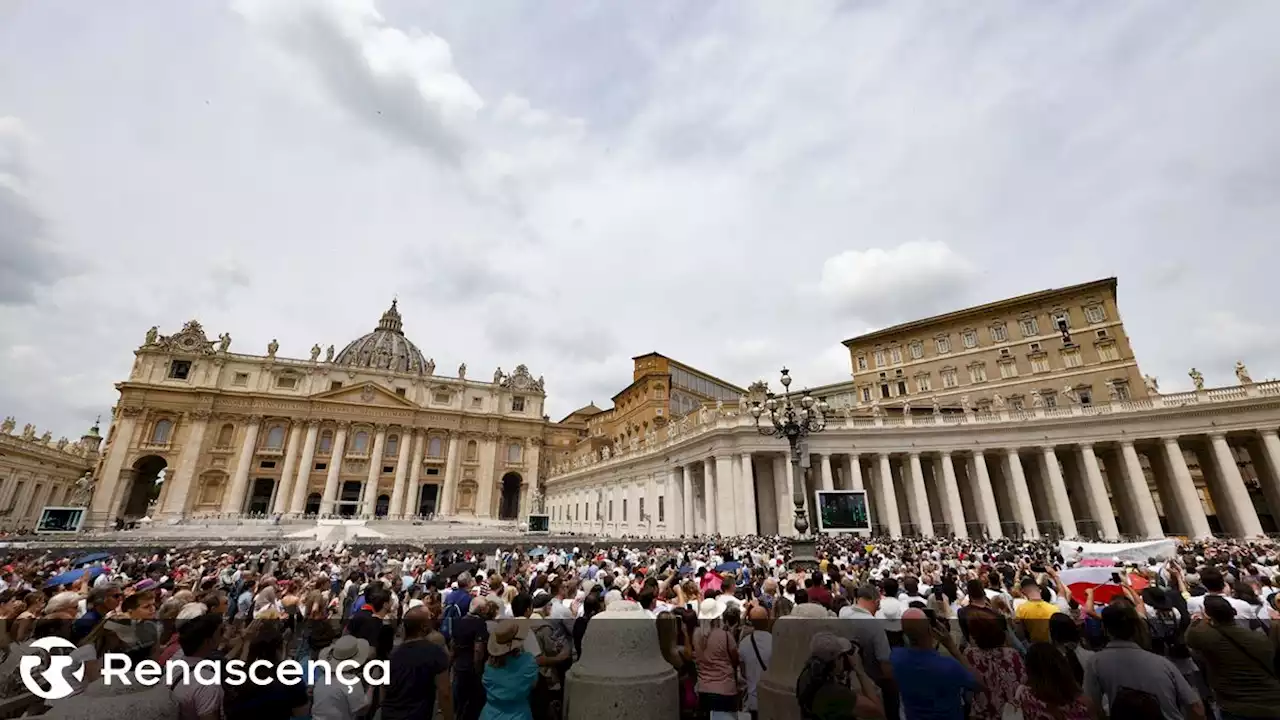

{"left": 0, "top": 419, "right": 102, "bottom": 532}
{"left": 85, "top": 301, "right": 548, "bottom": 529}
{"left": 545, "top": 278, "right": 1280, "bottom": 541}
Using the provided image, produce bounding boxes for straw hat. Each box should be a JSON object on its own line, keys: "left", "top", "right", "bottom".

{"left": 697, "top": 598, "right": 725, "bottom": 621}
{"left": 486, "top": 620, "right": 528, "bottom": 657}
{"left": 320, "top": 636, "right": 373, "bottom": 666}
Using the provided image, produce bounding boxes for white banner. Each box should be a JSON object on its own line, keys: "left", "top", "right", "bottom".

{"left": 1060, "top": 539, "right": 1179, "bottom": 565}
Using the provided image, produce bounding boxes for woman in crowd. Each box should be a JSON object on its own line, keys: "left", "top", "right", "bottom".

{"left": 693, "top": 598, "right": 740, "bottom": 719}
{"left": 962, "top": 606, "right": 1026, "bottom": 720}
{"left": 1016, "top": 642, "right": 1097, "bottom": 720}
{"left": 480, "top": 620, "right": 539, "bottom": 720}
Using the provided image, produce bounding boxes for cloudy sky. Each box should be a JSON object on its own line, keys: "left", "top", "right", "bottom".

{"left": 3, "top": 0, "right": 1279, "bottom": 438}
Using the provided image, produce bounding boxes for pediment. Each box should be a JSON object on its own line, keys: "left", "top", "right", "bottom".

{"left": 310, "top": 382, "right": 416, "bottom": 408}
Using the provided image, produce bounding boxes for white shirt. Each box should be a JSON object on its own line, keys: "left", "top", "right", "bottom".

{"left": 739, "top": 631, "right": 773, "bottom": 712}
{"left": 1186, "top": 592, "right": 1259, "bottom": 620}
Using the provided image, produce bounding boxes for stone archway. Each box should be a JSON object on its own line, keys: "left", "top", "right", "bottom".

{"left": 498, "top": 472, "right": 522, "bottom": 520}
{"left": 123, "top": 455, "right": 167, "bottom": 518}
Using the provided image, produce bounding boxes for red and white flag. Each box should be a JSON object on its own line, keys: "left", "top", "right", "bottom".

{"left": 1059, "top": 567, "right": 1148, "bottom": 605}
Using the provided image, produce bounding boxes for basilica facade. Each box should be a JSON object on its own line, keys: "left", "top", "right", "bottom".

{"left": 87, "top": 302, "right": 547, "bottom": 528}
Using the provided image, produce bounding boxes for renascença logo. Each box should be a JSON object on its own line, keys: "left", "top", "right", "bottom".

{"left": 21, "top": 638, "right": 389, "bottom": 701}
{"left": 20, "top": 637, "right": 85, "bottom": 700}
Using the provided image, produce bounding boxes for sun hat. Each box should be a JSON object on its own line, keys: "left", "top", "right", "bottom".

{"left": 320, "top": 635, "right": 373, "bottom": 666}
{"left": 697, "top": 598, "right": 725, "bottom": 621}
{"left": 486, "top": 620, "right": 528, "bottom": 657}
{"left": 809, "top": 632, "right": 853, "bottom": 663}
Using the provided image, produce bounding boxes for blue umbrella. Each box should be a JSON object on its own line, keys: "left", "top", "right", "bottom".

{"left": 45, "top": 566, "right": 104, "bottom": 589}
{"left": 71, "top": 552, "right": 111, "bottom": 567}
{"left": 677, "top": 565, "right": 694, "bottom": 576}
{"left": 715, "top": 561, "right": 742, "bottom": 573}
{"left": 529, "top": 547, "right": 550, "bottom": 558}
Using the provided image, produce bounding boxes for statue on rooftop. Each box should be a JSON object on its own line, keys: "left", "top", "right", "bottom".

{"left": 1235, "top": 361, "right": 1253, "bottom": 385}
{"left": 1189, "top": 368, "right": 1205, "bottom": 391}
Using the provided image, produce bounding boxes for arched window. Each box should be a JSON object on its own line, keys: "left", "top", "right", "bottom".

{"left": 265, "top": 425, "right": 286, "bottom": 449}
{"left": 353, "top": 431, "right": 369, "bottom": 453}
{"left": 151, "top": 419, "right": 173, "bottom": 445}
{"left": 216, "top": 423, "right": 234, "bottom": 448}
{"left": 466, "top": 440, "right": 478, "bottom": 462}
{"left": 428, "top": 436, "right": 443, "bottom": 457}
{"left": 385, "top": 434, "right": 399, "bottom": 456}
{"left": 507, "top": 443, "right": 522, "bottom": 463}
{"left": 318, "top": 430, "right": 334, "bottom": 454}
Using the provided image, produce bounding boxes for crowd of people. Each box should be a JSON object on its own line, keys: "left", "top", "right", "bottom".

{"left": 0, "top": 533, "right": 1278, "bottom": 720}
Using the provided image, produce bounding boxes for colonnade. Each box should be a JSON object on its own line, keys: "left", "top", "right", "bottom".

{"left": 549, "top": 427, "right": 1280, "bottom": 540}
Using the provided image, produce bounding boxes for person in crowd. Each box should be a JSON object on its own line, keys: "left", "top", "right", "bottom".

{"left": 795, "top": 632, "right": 884, "bottom": 719}
{"left": 453, "top": 595, "right": 494, "bottom": 720}
{"left": 1083, "top": 603, "right": 1205, "bottom": 720}
{"left": 739, "top": 604, "right": 772, "bottom": 720}
{"left": 892, "top": 607, "right": 980, "bottom": 720}
{"left": 481, "top": 620, "right": 539, "bottom": 720}
{"left": 1185, "top": 595, "right": 1280, "bottom": 720}
{"left": 1015, "top": 575, "right": 1059, "bottom": 644}
{"left": 1017, "top": 642, "right": 1097, "bottom": 720}
{"left": 71, "top": 583, "right": 121, "bottom": 643}
{"left": 962, "top": 606, "right": 1026, "bottom": 720}
{"left": 223, "top": 621, "right": 310, "bottom": 720}
{"left": 693, "top": 597, "right": 741, "bottom": 718}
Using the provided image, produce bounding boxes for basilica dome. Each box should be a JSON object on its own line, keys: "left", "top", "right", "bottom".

{"left": 334, "top": 300, "right": 430, "bottom": 374}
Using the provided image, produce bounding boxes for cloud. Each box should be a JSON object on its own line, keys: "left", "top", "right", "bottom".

{"left": 811, "top": 241, "right": 979, "bottom": 325}
{"left": 0, "top": 118, "right": 71, "bottom": 305}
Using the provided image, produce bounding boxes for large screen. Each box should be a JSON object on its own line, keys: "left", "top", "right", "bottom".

{"left": 527, "top": 514, "right": 550, "bottom": 533}
{"left": 814, "top": 490, "right": 871, "bottom": 533}
{"left": 36, "top": 506, "right": 87, "bottom": 534}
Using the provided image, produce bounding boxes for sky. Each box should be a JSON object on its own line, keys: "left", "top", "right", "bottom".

{"left": 2, "top": 0, "right": 1279, "bottom": 439}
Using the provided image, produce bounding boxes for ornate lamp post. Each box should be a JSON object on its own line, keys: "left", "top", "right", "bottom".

{"left": 750, "top": 367, "right": 829, "bottom": 570}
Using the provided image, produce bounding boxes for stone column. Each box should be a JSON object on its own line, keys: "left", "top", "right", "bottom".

{"left": 389, "top": 427, "right": 413, "bottom": 519}
{"left": 939, "top": 452, "right": 967, "bottom": 539}
{"left": 360, "top": 426, "right": 387, "bottom": 517}
{"left": 679, "top": 465, "right": 693, "bottom": 535}
{"left": 402, "top": 430, "right": 426, "bottom": 518}
{"left": 1118, "top": 441, "right": 1165, "bottom": 539}
{"left": 91, "top": 408, "right": 140, "bottom": 524}
{"left": 161, "top": 410, "right": 211, "bottom": 517}
{"left": 907, "top": 452, "right": 934, "bottom": 537}
{"left": 476, "top": 435, "right": 500, "bottom": 517}
{"left": 1039, "top": 446, "right": 1077, "bottom": 538}
{"left": 847, "top": 453, "right": 865, "bottom": 491}
{"left": 669, "top": 467, "right": 684, "bottom": 536}
{"left": 1077, "top": 444, "right": 1120, "bottom": 540}
{"left": 440, "top": 432, "right": 461, "bottom": 515}
{"left": 772, "top": 455, "right": 790, "bottom": 536}
{"left": 223, "top": 415, "right": 262, "bottom": 514}
{"left": 738, "top": 453, "right": 758, "bottom": 535}
{"left": 288, "top": 420, "right": 321, "bottom": 515}
{"left": 1209, "top": 432, "right": 1264, "bottom": 537}
{"left": 715, "top": 455, "right": 736, "bottom": 535}
{"left": 970, "top": 451, "right": 1002, "bottom": 539}
{"left": 702, "top": 457, "right": 718, "bottom": 535}
{"left": 565, "top": 602, "right": 677, "bottom": 720}
{"left": 1162, "top": 437, "right": 1211, "bottom": 539}
{"left": 877, "top": 453, "right": 902, "bottom": 537}
{"left": 271, "top": 422, "right": 304, "bottom": 516}
{"left": 320, "top": 423, "right": 348, "bottom": 515}
{"left": 1004, "top": 449, "right": 1039, "bottom": 539}
{"left": 818, "top": 454, "right": 834, "bottom": 491}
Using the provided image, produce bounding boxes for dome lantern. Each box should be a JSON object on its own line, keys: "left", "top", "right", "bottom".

{"left": 334, "top": 300, "right": 429, "bottom": 374}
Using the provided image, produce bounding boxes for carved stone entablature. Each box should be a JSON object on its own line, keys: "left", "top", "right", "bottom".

{"left": 190, "top": 409, "right": 214, "bottom": 421}
{"left": 306, "top": 418, "right": 324, "bottom": 428}
{"left": 120, "top": 406, "right": 145, "bottom": 418}
{"left": 154, "top": 320, "right": 217, "bottom": 356}
{"left": 246, "top": 414, "right": 264, "bottom": 425}
{"left": 480, "top": 432, "right": 500, "bottom": 441}
{"left": 500, "top": 365, "right": 545, "bottom": 395}
{"left": 335, "top": 420, "right": 352, "bottom": 430}
{"left": 373, "top": 423, "right": 389, "bottom": 433}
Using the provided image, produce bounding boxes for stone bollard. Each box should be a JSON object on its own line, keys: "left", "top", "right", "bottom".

{"left": 565, "top": 600, "right": 677, "bottom": 720}
{"left": 757, "top": 604, "right": 847, "bottom": 720}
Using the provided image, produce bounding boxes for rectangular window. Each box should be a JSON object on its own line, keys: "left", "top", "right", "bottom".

{"left": 969, "top": 364, "right": 987, "bottom": 383}
{"left": 511, "top": 396, "right": 526, "bottom": 412}
{"left": 874, "top": 350, "right": 885, "bottom": 367}
{"left": 916, "top": 375, "right": 932, "bottom": 392}
{"left": 232, "top": 372, "right": 249, "bottom": 386}
{"left": 658, "top": 496, "right": 665, "bottom": 522}
{"left": 856, "top": 355, "right": 868, "bottom": 371}
{"left": 1078, "top": 388, "right": 1093, "bottom": 405}
{"left": 433, "top": 392, "right": 451, "bottom": 404}
{"left": 1031, "top": 356, "right": 1051, "bottom": 373}
{"left": 909, "top": 342, "right": 924, "bottom": 359}
{"left": 1052, "top": 311, "right": 1070, "bottom": 331}
{"left": 896, "top": 380, "right": 907, "bottom": 396}
{"left": 890, "top": 347, "right": 903, "bottom": 364}
{"left": 259, "top": 461, "right": 277, "bottom": 469}
{"left": 169, "top": 360, "right": 191, "bottom": 380}
{"left": 1010, "top": 396, "right": 1025, "bottom": 411}
{"left": 936, "top": 337, "right": 951, "bottom": 354}
{"left": 472, "top": 397, "right": 483, "bottom": 408}
{"left": 314, "top": 462, "right": 327, "bottom": 471}
{"left": 861, "top": 387, "right": 872, "bottom": 402}
{"left": 1028, "top": 342, "right": 1041, "bottom": 353}
{"left": 382, "top": 465, "right": 394, "bottom": 474}
{"left": 962, "top": 331, "right": 978, "bottom": 349}
{"left": 1085, "top": 304, "right": 1106, "bottom": 324}
{"left": 330, "top": 381, "right": 343, "bottom": 391}
{"left": 1061, "top": 348, "right": 1082, "bottom": 368}
{"left": 880, "top": 384, "right": 891, "bottom": 399}
{"left": 999, "top": 361, "right": 1018, "bottom": 379}
{"left": 1019, "top": 318, "right": 1039, "bottom": 337}
{"left": 991, "top": 324, "right": 1008, "bottom": 342}
{"left": 941, "top": 369, "right": 958, "bottom": 388}
{"left": 276, "top": 375, "right": 297, "bottom": 389}
{"left": 1112, "top": 382, "right": 1131, "bottom": 401}
{"left": 395, "top": 387, "right": 406, "bottom": 397}
{"left": 1042, "top": 392, "right": 1058, "bottom": 409}
{"left": 1098, "top": 342, "right": 1120, "bottom": 362}
{"left": 425, "top": 467, "right": 440, "bottom": 476}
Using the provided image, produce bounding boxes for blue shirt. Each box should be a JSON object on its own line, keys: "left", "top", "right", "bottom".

{"left": 890, "top": 647, "right": 978, "bottom": 720}
{"left": 444, "top": 588, "right": 472, "bottom": 614}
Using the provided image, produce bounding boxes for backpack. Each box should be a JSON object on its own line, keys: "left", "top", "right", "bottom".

{"left": 441, "top": 602, "right": 462, "bottom": 641}
{"left": 1148, "top": 609, "right": 1183, "bottom": 657}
